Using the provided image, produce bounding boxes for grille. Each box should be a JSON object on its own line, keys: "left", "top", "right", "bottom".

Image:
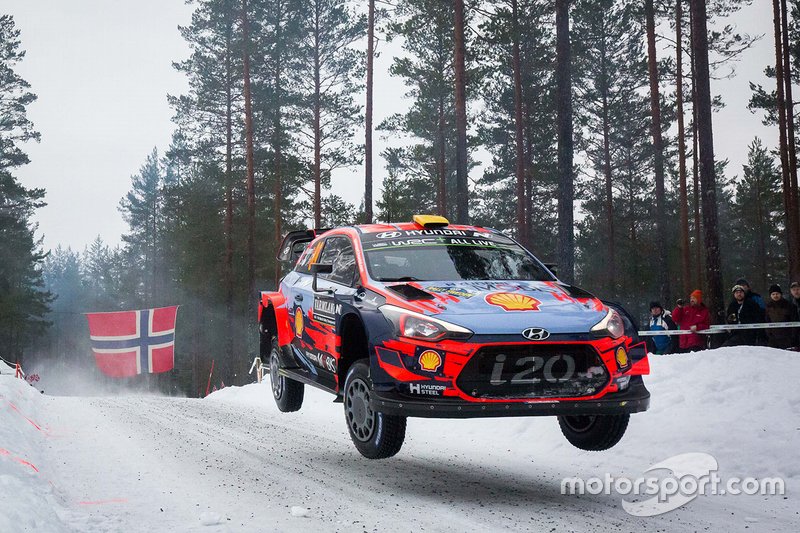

{"left": 455, "top": 344, "right": 609, "bottom": 399}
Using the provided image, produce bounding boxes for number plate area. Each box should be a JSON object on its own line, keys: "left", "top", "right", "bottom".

{"left": 455, "top": 345, "right": 609, "bottom": 399}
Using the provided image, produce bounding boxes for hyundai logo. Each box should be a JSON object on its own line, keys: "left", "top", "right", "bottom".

{"left": 376, "top": 231, "right": 403, "bottom": 239}
{"left": 522, "top": 327, "right": 550, "bottom": 341}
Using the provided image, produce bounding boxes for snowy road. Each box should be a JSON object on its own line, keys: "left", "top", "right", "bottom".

{"left": 3, "top": 348, "right": 799, "bottom": 532}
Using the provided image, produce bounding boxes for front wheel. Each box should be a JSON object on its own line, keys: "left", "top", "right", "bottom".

{"left": 343, "top": 361, "right": 406, "bottom": 459}
{"left": 557, "top": 413, "right": 630, "bottom": 451}
{"left": 269, "top": 338, "right": 304, "bottom": 412}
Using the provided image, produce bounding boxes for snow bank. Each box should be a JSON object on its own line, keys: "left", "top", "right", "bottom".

{"left": 0, "top": 375, "right": 70, "bottom": 532}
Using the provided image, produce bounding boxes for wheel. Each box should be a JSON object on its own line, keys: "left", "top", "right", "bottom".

{"left": 269, "top": 338, "right": 304, "bottom": 412}
{"left": 343, "top": 361, "right": 406, "bottom": 459}
{"left": 557, "top": 413, "right": 630, "bottom": 451}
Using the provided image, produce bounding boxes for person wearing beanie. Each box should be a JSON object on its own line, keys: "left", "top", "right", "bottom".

{"left": 734, "top": 277, "right": 766, "bottom": 313}
{"left": 722, "top": 284, "right": 764, "bottom": 347}
{"left": 765, "top": 284, "right": 799, "bottom": 349}
{"left": 647, "top": 301, "right": 677, "bottom": 354}
{"left": 672, "top": 290, "right": 710, "bottom": 352}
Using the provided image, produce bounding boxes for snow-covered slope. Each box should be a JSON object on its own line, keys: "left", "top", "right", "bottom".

{"left": 1, "top": 347, "right": 798, "bottom": 531}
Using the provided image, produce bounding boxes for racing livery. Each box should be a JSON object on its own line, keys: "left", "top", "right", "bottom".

{"left": 259, "top": 215, "right": 650, "bottom": 459}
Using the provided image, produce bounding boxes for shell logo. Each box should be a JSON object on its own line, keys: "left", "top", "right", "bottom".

{"left": 485, "top": 292, "right": 541, "bottom": 312}
{"left": 294, "top": 308, "right": 304, "bottom": 337}
{"left": 419, "top": 350, "right": 442, "bottom": 372}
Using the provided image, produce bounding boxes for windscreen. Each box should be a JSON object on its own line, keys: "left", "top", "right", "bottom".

{"left": 360, "top": 228, "right": 555, "bottom": 282}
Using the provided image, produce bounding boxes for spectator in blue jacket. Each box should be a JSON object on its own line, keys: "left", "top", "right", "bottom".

{"left": 648, "top": 301, "right": 677, "bottom": 354}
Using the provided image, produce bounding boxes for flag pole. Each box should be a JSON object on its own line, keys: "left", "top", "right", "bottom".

{"left": 205, "top": 360, "right": 215, "bottom": 397}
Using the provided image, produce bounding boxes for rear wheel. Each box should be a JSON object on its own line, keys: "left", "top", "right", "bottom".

{"left": 557, "top": 413, "right": 630, "bottom": 451}
{"left": 269, "top": 338, "right": 304, "bottom": 412}
{"left": 343, "top": 361, "right": 406, "bottom": 459}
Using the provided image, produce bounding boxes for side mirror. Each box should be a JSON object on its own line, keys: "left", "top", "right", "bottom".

{"left": 311, "top": 263, "right": 333, "bottom": 293}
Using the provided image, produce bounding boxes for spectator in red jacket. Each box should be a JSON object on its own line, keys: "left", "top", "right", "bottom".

{"left": 672, "top": 290, "right": 711, "bottom": 352}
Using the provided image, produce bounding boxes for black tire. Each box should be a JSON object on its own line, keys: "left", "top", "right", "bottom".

{"left": 343, "top": 361, "right": 406, "bottom": 459}
{"left": 557, "top": 413, "right": 630, "bottom": 451}
{"left": 269, "top": 338, "right": 304, "bottom": 412}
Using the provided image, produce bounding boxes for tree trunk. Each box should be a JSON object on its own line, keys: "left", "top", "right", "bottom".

{"left": 780, "top": 0, "right": 800, "bottom": 277}
{"left": 224, "top": 13, "right": 234, "bottom": 359}
{"left": 512, "top": 0, "right": 527, "bottom": 244}
{"left": 453, "top": 0, "right": 469, "bottom": 224}
{"left": 676, "top": 0, "right": 691, "bottom": 297}
{"left": 646, "top": 0, "right": 671, "bottom": 305}
{"left": 242, "top": 0, "right": 256, "bottom": 305}
{"left": 313, "top": 2, "right": 322, "bottom": 228}
{"left": 690, "top": 0, "right": 724, "bottom": 320}
{"left": 555, "top": 0, "right": 575, "bottom": 283}
{"left": 273, "top": 1, "right": 284, "bottom": 288}
{"left": 365, "top": 0, "right": 375, "bottom": 224}
{"left": 437, "top": 94, "right": 447, "bottom": 217}
{"left": 601, "top": 86, "right": 616, "bottom": 291}
{"left": 690, "top": 3, "right": 703, "bottom": 290}
{"left": 755, "top": 178, "right": 768, "bottom": 290}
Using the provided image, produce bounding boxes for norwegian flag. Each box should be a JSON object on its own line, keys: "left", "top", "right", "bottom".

{"left": 85, "top": 306, "right": 179, "bottom": 377}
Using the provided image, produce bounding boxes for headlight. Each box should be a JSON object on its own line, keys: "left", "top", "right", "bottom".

{"left": 591, "top": 309, "right": 626, "bottom": 339}
{"left": 379, "top": 304, "right": 473, "bottom": 341}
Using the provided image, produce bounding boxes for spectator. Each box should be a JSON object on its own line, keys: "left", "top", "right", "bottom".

{"left": 790, "top": 281, "right": 800, "bottom": 316}
{"left": 735, "top": 277, "right": 766, "bottom": 314}
{"left": 722, "top": 285, "right": 763, "bottom": 346}
{"left": 647, "top": 301, "right": 677, "bottom": 354}
{"left": 672, "top": 290, "right": 710, "bottom": 352}
{"left": 765, "top": 284, "right": 799, "bottom": 349}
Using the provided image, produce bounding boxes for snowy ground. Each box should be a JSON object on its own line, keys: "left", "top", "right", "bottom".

{"left": 1, "top": 347, "right": 798, "bottom": 532}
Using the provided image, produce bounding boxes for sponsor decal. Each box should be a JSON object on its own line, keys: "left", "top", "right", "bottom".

{"left": 303, "top": 350, "right": 338, "bottom": 373}
{"left": 294, "top": 307, "right": 304, "bottom": 337}
{"left": 426, "top": 286, "right": 476, "bottom": 299}
{"left": 485, "top": 292, "right": 542, "bottom": 311}
{"left": 418, "top": 350, "right": 443, "bottom": 372}
{"left": 408, "top": 382, "right": 446, "bottom": 396}
{"left": 376, "top": 231, "right": 403, "bottom": 239}
{"left": 363, "top": 235, "right": 517, "bottom": 251}
{"left": 312, "top": 297, "right": 342, "bottom": 327}
{"left": 522, "top": 327, "right": 550, "bottom": 341}
{"left": 615, "top": 346, "right": 629, "bottom": 368}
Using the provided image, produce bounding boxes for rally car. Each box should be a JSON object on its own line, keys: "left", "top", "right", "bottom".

{"left": 258, "top": 215, "right": 650, "bottom": 459}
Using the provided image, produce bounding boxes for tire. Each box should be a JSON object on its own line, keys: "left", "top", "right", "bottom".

{"left": 269, "top": 338, "right": 304, "bottom": 412}
{"left": 557, "top": 413, "right": 630, "bottom": 451}
{"left": 343, "top": 361, "right": 406, "bottom": 459}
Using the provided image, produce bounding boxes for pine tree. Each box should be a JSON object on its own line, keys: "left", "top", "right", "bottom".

{"left": 119, "top": 148, "right": 167, "bottom": 304}
{"left": 294, "top": 0, "right": 366, "bottom": 228}
{"left": 474, "top": 0, "right": 557, "bottom": 257}
{"left": 728, "top": 138, "right": 786, "bottom": 288}
{"left": 379, "top": 0, "right": 479, "bottom": 222}
{"left": 573, "top": 0, "right": 651, "bottom": 296}
{"left": 0, "top": 15, "right": 50, "bottom": 364}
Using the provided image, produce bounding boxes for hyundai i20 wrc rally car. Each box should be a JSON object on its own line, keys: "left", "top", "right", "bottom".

{"left": 258, "top": 215, "right": 650, "bottom": 459}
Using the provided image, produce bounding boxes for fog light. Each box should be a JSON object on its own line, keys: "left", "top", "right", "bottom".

{"left": 615, "top": 375, "right": 631, "bottom": 390}
{"left": 615, "top": 346, "right": 629, "bottom": 368}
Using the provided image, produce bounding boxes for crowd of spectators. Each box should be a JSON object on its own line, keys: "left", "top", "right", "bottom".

{"left": 646, "top": 278, "right": 800, "bottom": 354}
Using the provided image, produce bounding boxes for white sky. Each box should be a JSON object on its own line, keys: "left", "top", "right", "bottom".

{"left": 6, "top": 0, "right": 777, "bottom": 252}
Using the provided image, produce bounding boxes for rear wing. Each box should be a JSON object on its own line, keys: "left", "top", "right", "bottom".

{"left": 277, "top": 228, "right": 331, "bottom": 264}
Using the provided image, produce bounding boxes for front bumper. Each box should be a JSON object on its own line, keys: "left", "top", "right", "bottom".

{"left": 371, "top": 375, "right": 650, "bottom": 419}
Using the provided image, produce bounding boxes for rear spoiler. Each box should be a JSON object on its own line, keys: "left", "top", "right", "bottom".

{"left": 277, "top": 228, "right": 331, "bottom": 263}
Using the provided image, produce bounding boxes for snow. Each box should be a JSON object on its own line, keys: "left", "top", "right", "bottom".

{"left": 1, "top": 346, "right": 798, "bottom": 531}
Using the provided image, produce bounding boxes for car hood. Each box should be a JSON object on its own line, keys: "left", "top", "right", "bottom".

{"left": 380, "top": 280, "right": 608, "bottom": 335}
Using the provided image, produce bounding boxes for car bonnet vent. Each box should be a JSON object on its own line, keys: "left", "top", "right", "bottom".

{"left": 386, "top": 284, "right": 435, "bottom": 301}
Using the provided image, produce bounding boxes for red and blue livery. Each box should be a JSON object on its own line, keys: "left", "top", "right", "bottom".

{"left": 258, "top": 215, "right": 650, "bottom": 459}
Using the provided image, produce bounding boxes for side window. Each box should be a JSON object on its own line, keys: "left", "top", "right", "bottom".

{"left": 318, "top": 236, "right": 357, "bottom": 286}
{"left": 295, "top": 240, "right": 324, "bottom": 274}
